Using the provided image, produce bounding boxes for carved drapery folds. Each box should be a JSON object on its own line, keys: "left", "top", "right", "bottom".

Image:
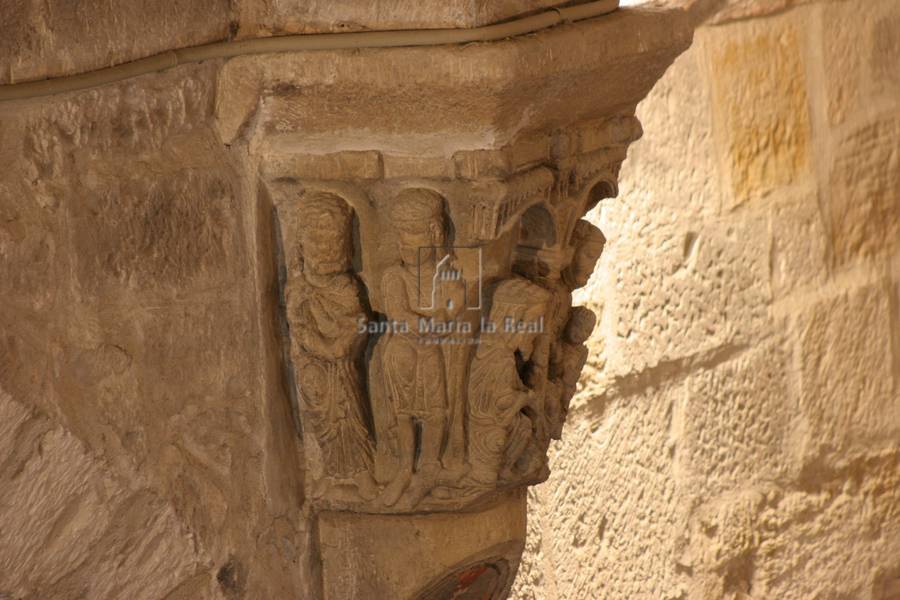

{"left": 275, "top": 115, "right": 632, "bottom": 514}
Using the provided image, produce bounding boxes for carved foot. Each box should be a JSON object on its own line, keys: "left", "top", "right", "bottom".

{"left": 354, "top": 471, "right": 379, "bottom": 501}
{"left": 403, "top": 462, "right": 442, "bottom": 507}
{"left": 380, "top": 469, "right": 412, "bottom": 507}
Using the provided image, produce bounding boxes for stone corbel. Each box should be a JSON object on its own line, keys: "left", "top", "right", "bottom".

{"left": 219, "top": 4, "right": 692, "bottom": 598}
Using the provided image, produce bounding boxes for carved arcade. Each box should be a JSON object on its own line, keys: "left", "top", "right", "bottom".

{"left": 275, "top": 116, "right": 634, "bottom": 514}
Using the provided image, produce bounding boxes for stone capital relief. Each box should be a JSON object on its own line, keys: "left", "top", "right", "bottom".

{"left": 273, "top": 119, "right": 631, "bottom": 518}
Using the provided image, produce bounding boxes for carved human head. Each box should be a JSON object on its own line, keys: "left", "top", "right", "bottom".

{"left": 390, "top": 188, "right": 446, "bottom": 265}
{"left": 298, "top": 191, "right": 354, "bottom": 275}
{"left": 564, "top": 220, "right": 606, "bottom": 289}
{"left": 565, "top": 306, "right": 596, "bottom": 344}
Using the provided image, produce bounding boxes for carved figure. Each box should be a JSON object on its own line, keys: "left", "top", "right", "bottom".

{"left": 547, "top": 306, "right": 596, "bottom": 439}
{"left": 563, "top": 219, "right": 606, "bottom": 291}
{"left": 513, "top": 220, "right": 605, "bottom": 445}
{"left": 467, "top": 278, "right": 551, "bottom": 485}
{"left": 287, "top": 192, "right": 376, "bottom": 499}
{"left": 371, "top": 188, "right": 465, "bottom": 507}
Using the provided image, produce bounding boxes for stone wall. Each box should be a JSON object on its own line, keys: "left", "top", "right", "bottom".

{"left": 1, "top": 0, "right": 896, "bottom": 598}
{"left": 513, "top": 0, "right": 900, "bottom": 598}
{"left": 0, "top": 4, "right": 691, "bottom": 598}
{"left": 0, "top": 63, "right": 313, "bottom": 599}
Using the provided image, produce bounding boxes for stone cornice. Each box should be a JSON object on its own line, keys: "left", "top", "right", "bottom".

{"left": 0, "top": 0, "right": 627, "bottom": 101}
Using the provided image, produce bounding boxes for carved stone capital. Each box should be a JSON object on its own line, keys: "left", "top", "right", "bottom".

{"left": 220, "top": 5, "right": 692, "bottom": 597}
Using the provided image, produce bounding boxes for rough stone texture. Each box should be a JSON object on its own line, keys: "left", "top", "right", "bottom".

{"left": 228, "top": 7, "right": 691, "bottom": 159}
{"left": 0, "top": 0, "right": 232, "bottom": 84}
{"left": 823, "top": 0, "right": 900, "bottom": 126}
{"left": 681, "top": 343, "right": 795, "bottom": 498}
{"left": 0, "top": 62, "right": 310, "bottom": 600}
{"left": 517, "top": 385, "right": 685, "bottom": 599}
{"left": 796, "top": 284, "right": 899, "bottom": 460}
{"left": 770, "top": 190, "right": 828, "bottom": 297}
{"left": 513, "top": 0, "right": 900, "bottom": 598}
{"left": 829, "top": 116, "right": 900, "bottom": 266}
{"left": 0, "top": 392, "right": 219, "bottom": 600}
{"left": 705, "top": 0, "right": 814, "bottom": 23}
{"left": 235, "top": 0, "right": 574, "bottom": 36}
{"left": 0, "top": 0, "right": 608, "bottom": 85}
{"left": 318, "top": 492, "right": 526, "bottom": 599}
{"left": 1, "top": 0, "right": 896, "bottom": 598}
{"left": 707, "top": 21, "right": 812, "bottom": 207}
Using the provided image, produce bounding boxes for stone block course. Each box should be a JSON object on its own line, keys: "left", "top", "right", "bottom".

{"left": 263, "top": 150, "right": 384, "bottom": 181}
{"left": 382, "top": 153, "right": 454, "bottom": 179}
{"left": 527, "top": 386, "right": 686, "bottom": 599}
{"left": 0, "top": 0, "right": 231, "bottom": 85}
{"left": 68, "top": 169, "right": 244, "bottom": 300}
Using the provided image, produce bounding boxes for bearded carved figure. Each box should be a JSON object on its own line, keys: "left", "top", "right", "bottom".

{"left": 283, "top": 191, "right": 377, "bottom": 501}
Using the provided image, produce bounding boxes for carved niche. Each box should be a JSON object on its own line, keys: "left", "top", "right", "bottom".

{"left": 274, "top": 116, "right": 634, "bottom": 514}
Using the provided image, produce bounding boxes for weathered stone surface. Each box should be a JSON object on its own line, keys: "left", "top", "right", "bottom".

{"left": 514, "top": 2, "right": 900, "bottom": 598}
{"left": 0, "top": 59, "right": 310, "bottom": 600}
{"left": 752, "top": 453, "right": 900, "bottom": 599}
{"left": 605, "top": 42, "right": 720, "bottom": 244}
{"left": 68, "top": 169, "right": 244, "bottom": 300}
{"left": 263, "top": 150, "right": 384, "bottom": 180}
{"left": 770, "top": 190, "right": 828, "bottom": 297}
{"left": 318, "top": 492, "right": 526, "bottom": 599}
{"left": 0, "top": 392, "right": 219, "bottom": 600}
{"left": 681, "top": 344, "right": 795, "bottom": 496}
{"left": 510, "top": 489, "right": 554, "bottom": 600}
{"left": 525, "top": 386, "right": 685, "bottom": 599}
{"left": 382, "top": 153, "right": 455, "bottom": 179}
{"left": 872, "top": 8, "right": 900, "bottom": 94}
{"left": 0, "top": 0, "right": 231, "bottom": 84}
{"left": 2, "top": 0, "right": 617, "bottom": 85}
{"left": 796, "top": 283, "right": 899, "bottom": 461}
{"left": 829, "top": 116, "right": 900, "bottom": 266}
{"left": 707, "top": 20, "right": 811, "bottom": 207}
{"left": 239, "top": 7, "right": 692, "bottom": 158}
{"left": 823, "top": 0, "right": 900, "bottom": 125}
{"left": 3, "top": 2, "right": 695, "bottom": 594}
{"left": 603, "top": 216, "right": 769, "bottom": 378}
{"left": 706, "top": 0, "right": 814, "bottom": 23}
{"left": 2, "top": 0, "right": 898, "bottom": 598}
{"left": 236, "top": 0, "right": 574, "bottom": 36}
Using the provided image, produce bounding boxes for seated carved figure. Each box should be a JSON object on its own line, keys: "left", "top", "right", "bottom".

{"left": 467, "top": 278, "right": 551, "bottom": 485}
{"left": 287, "top": 191, "right": 376, "bottom": 500}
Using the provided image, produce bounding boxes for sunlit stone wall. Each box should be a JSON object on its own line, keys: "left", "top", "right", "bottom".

{"left": 514, "top": 0, "right": 900, "bottom": 598}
